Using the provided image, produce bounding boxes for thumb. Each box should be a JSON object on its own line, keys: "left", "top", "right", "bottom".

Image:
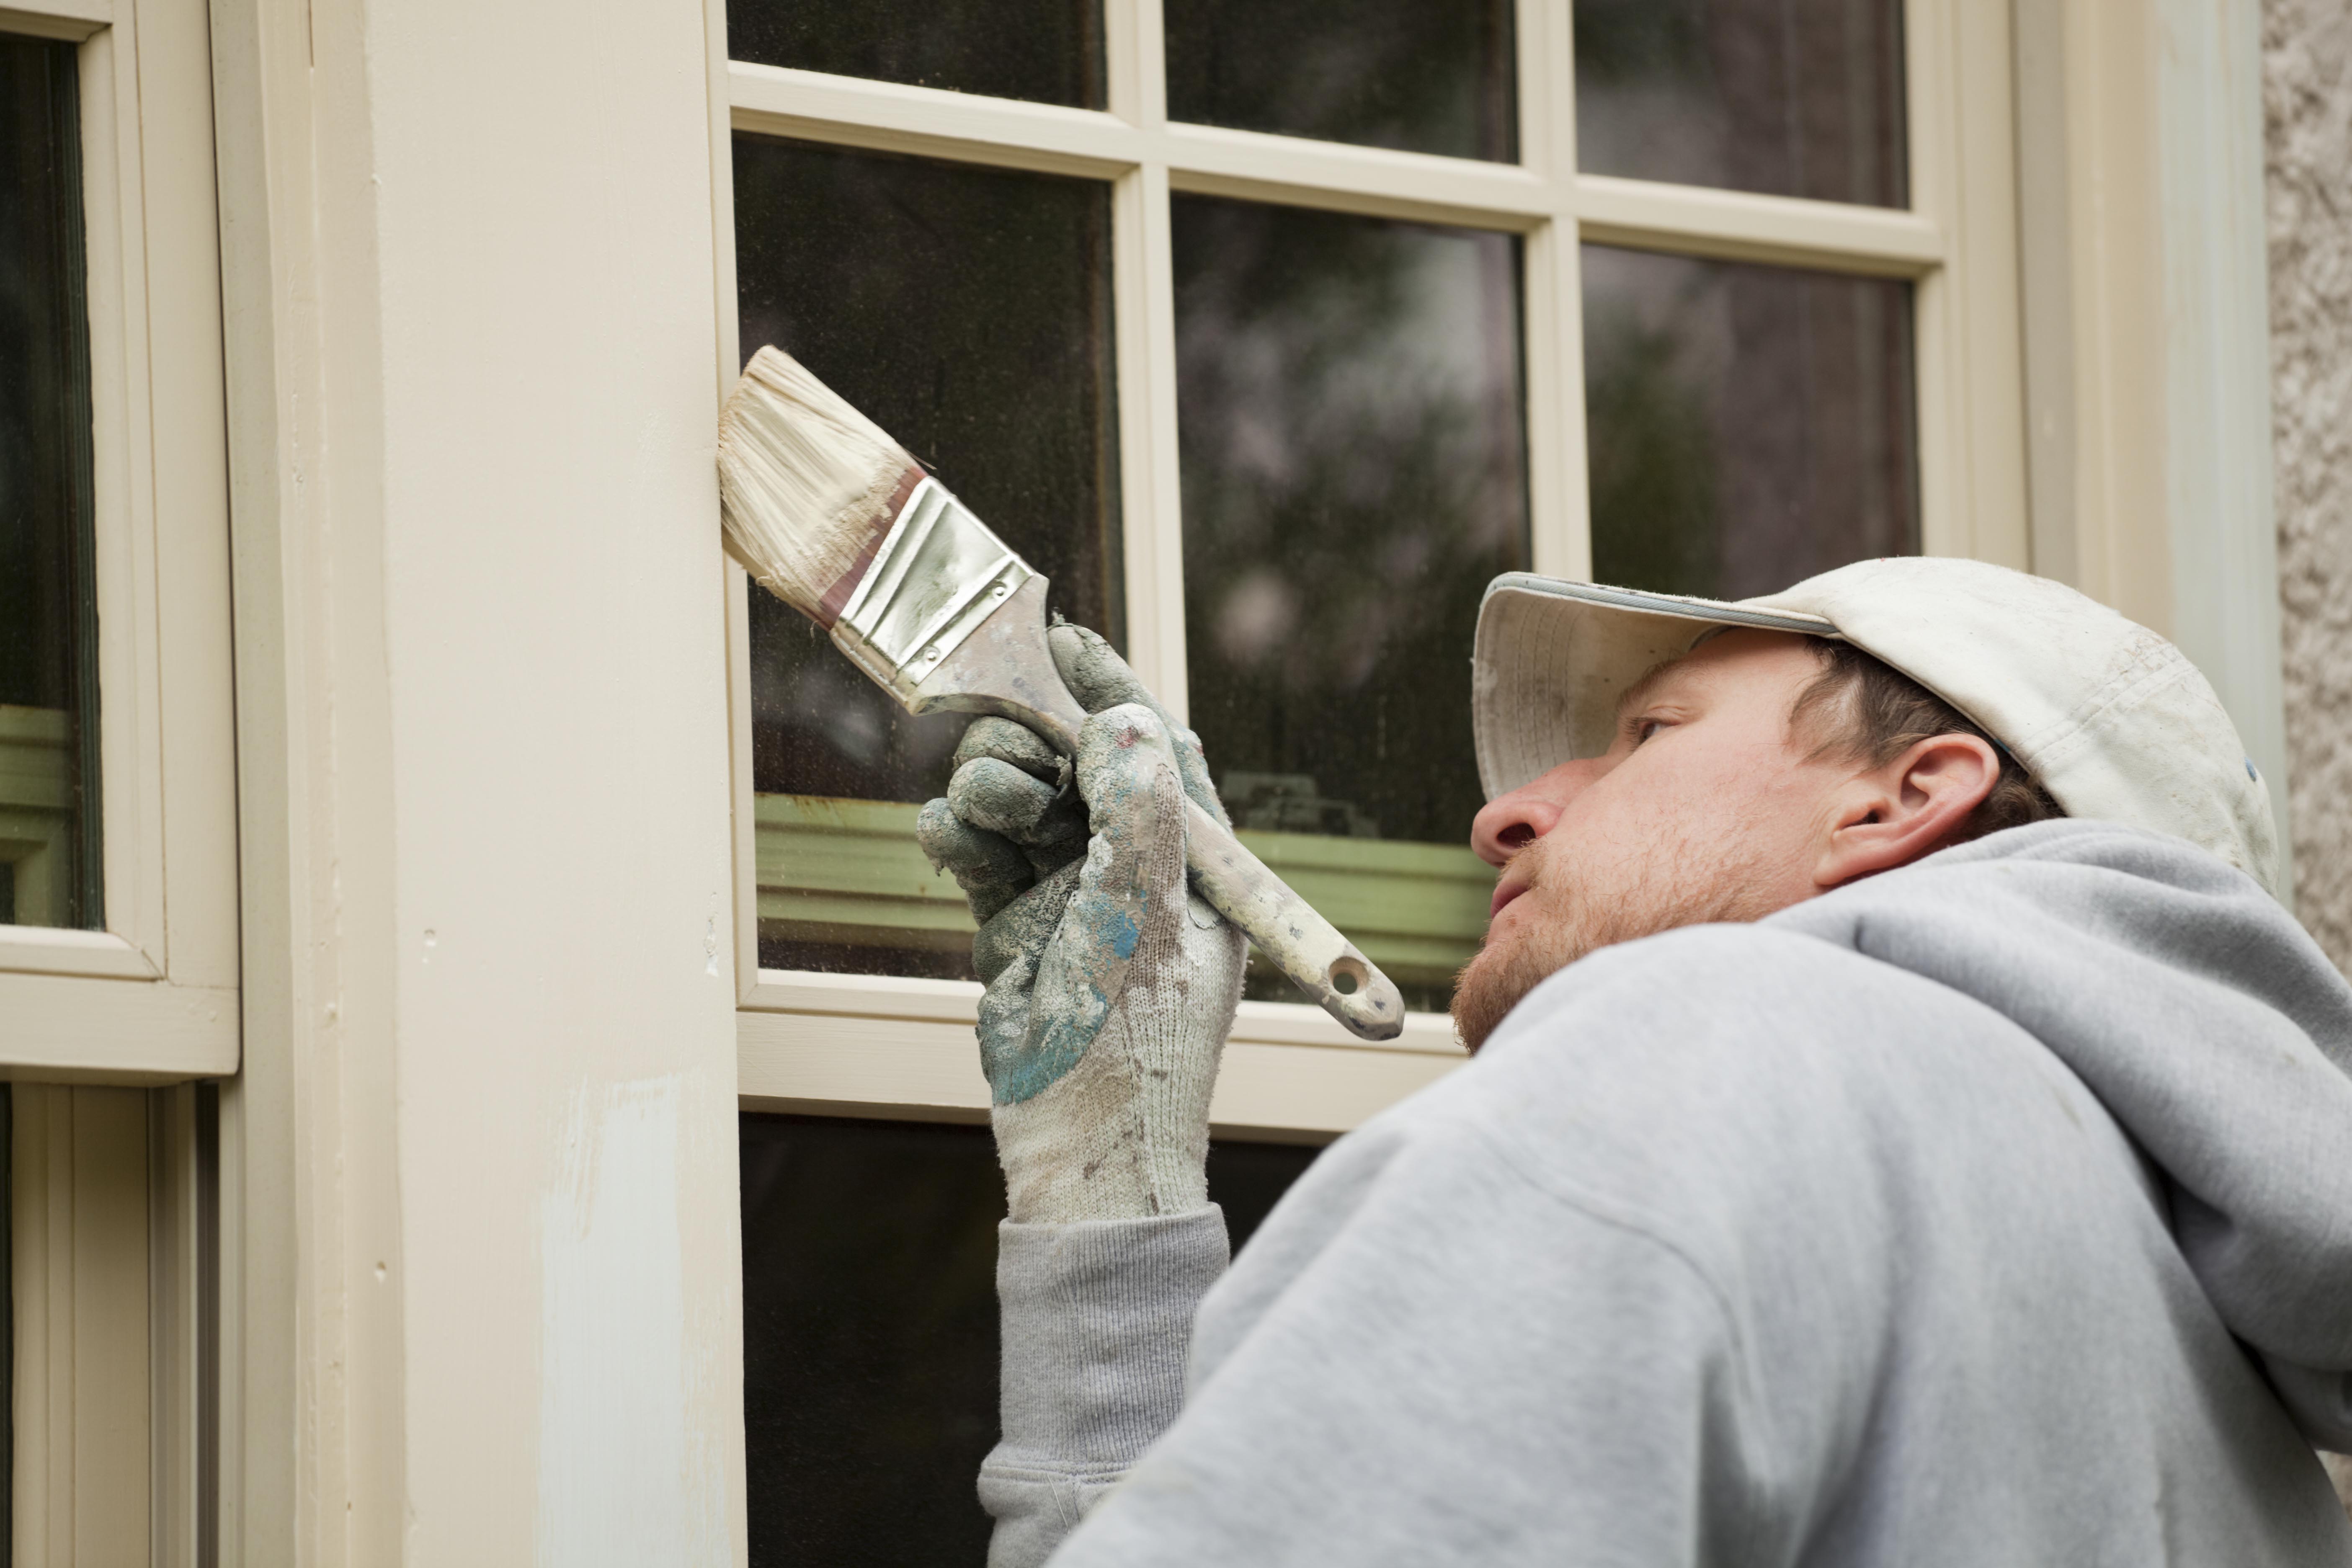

{"left": 1049, "top": 620, "right": 1154, "bottom": 715}
{"left": 997, "top": 704, "right": 1186, "bottom": 1104}
{"left": 1050, "top": 622, "right": 1230, "bottom": 828}
{"left": 1072, "top": 703, "right": 1189, "bottom": 913}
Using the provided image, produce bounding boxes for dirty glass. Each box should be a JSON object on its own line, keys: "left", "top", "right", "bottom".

{"left": 732, "top": 136, "right": 1119, "bottom": 979}
{"left": 1574, "top": 0, "right": 1907, "bottom": 209}
{"left": 725, "top": 0, "right": 1105, "bottom": 110}
{"left": 740, "top": 1113, "right": 1318, "bottom": 1566}
{"left": 1173, "top": 197, "right": 1527, "bottom": 1010}
{"left": 0, "top": 35, "right": 100, "bottom": 931}
{"left": 1583, "top": 245, "right": 1916, "bottom": 600}
{"left": 1165, "top": 0, "right": 1517, "bottom": 162}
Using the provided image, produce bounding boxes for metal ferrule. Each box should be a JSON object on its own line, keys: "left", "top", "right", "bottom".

{"left": 829, "top": 477, "right": 1036, "bottom": 708}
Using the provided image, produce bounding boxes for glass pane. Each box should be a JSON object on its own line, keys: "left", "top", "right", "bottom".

{"left": 1165, "top": 0, "right": 1517, "bottom": 163}
{"left": 0, "top": 35, "right": 100, "bottom": 931}
{"left": 740, "top": 1113, "right": 1318, "bottom": 1565}
{"left": 1574, "top": 0, "right": 1907, "bottom": 208}
{"left": 725, "top": 0, "right": 1105, "bottom": 110}
{"left": 1583, "top": 245, "right": 1917, "bottom": 600}
{"left": 732, "top": 136, "right": 1120, "bottom": 980}
{"left": 1173, "top": 197, "right": 1525, "bottom": 1010}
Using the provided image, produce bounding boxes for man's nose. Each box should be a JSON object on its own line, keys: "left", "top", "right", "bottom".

{"left": 1470, "top": 759, "right": 1596, "bottom": 867}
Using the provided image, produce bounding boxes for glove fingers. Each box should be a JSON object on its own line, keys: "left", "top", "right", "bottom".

{"left": 916, "top": 799, "right": 1033, "bottom": 925}
{"left": 975, "top": 859, "right": 1081, "bottom": 990}
{"left": 1050, "top": 622, "right": 1231, "bottom": 828}
{"left": 953, "top": 715, "right": 1065, "bottom": 785}
{"left": 1024, "top": 833, "right": 1089, "bottom": 881}
{"left": 948, "top": 756, "right": 1085, "bottom": 847}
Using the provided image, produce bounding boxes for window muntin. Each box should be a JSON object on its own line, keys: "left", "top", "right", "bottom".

{"left": 1573, "top": 0, "right": 1908, "bottom": 209}
{"left": 0, "top": 33, "right": 100, "bottom": 932}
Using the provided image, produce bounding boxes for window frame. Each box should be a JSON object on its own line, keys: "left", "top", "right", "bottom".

{"left": 8, "top": 1081, "right": 212, "bottom": 1565}
{"left": 709, "top": 0, "right": 2028, "bottom": 1138}
{"left": 0, "top": 0, "right": 238, "bottom": 1083}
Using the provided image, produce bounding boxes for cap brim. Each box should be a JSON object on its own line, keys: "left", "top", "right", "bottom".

{"left": 1471, "top": 574, "right": 1840, "bottom": 799}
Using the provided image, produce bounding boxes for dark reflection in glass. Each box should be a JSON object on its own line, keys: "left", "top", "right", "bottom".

{"left": 1175, "top": 196, "right": 1527, "bottom": 856}
{"left": 1583, "top": 245, "right": 1916, "bottom": 600}
{"left": 1166, "top": 0, "right": 1516, "bottom": 162}
{"left": 733, "top": 136, "right": 1120, "bottom": 977}
{"left": 740, "top": 1113, "right": 1318, "bottom": 1566}
{"left": 0, "top": 35, "right": 99, "bottom": 931}
{"left": 1574, "top": 0, "right": 1906, "bottom": 208}
{"left": 726, "top": 0, "right": 1105, "bottom": 110}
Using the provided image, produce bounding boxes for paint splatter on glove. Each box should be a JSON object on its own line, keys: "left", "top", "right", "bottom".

{"left": 918, "top": 624, "right": 1247, "bottom": 1224}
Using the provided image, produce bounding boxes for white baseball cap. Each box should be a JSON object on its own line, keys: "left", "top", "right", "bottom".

{"left": 1470, "top": 556, "right": 2282, "bottom": 895}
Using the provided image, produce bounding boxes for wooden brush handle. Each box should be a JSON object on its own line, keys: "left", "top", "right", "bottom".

{"left": 1008, "top": 704, "right": 1406, "bottom": 1040}
{"left": 1177, "top": 798, "right": 1406, "bottom": 1041}
{"left": 906, "top": 581, "right": 1409, "bottom": 1042}
{"left": 1008, "top": 708, "right": 1407, "bottom": 1042}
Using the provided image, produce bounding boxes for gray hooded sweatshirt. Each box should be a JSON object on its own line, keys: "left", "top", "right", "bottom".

{"left": 978, "top": 822, "right": 2352, "bottom": 1565}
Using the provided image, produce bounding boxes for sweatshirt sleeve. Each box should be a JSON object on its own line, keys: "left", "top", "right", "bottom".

{"left": 1032, "top": 1114, "right": 1828, "bottom": 1568}
{"left": 979, "top": 1207, "right": 1231, "bottom": 1568}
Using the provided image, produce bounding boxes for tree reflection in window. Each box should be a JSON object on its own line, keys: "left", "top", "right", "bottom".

{"left": 1174, "top": 197, "right": 1529, "bottom": 854}
{"left": 1583, "top": 245, "right": 1918, "bottom": 601}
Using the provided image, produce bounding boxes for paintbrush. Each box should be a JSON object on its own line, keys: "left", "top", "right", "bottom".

{"left": 719, "top": 346, "right": 1405, "bottom": 1042}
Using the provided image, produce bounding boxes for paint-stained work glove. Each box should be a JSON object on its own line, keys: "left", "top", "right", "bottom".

{"left": 918, "top": 624, "right": 1246, "bottom": 1225}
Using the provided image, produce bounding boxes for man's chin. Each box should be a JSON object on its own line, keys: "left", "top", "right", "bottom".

{"left": 1450, "top": 928, "right": 1578, "bottom": 1055}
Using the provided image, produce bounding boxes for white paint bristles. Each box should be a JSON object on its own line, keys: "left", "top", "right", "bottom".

{"left": 717, "top": 346, "right": 916, "bottom": 618}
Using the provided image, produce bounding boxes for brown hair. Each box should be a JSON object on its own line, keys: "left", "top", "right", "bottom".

{"left": 1788, "top": 638, "right": 2065, "bottom": 843}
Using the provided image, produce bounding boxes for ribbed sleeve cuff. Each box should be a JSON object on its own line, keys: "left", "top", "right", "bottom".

{"left": 994, "top": 1205, "right": 1231, "bottom": 1466}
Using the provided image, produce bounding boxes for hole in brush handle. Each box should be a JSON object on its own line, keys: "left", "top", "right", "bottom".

{"left": 1320, "top": 956, "right": 1403, "bottom": 1040}
{"left": 1179, "top": 800, "right": 1404, "bottom": 1041}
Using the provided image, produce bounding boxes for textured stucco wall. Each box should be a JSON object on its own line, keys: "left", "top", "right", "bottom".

{"left": 2266, "top": 0, "right": 2352, "bottom": 972}
{"left": 2267, "top": 0, "right": 2352, "bottom": 1511}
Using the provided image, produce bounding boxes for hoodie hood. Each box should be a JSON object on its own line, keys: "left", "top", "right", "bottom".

{"left": 1768, "top": 819, "right": 2352, "bottom": 1449}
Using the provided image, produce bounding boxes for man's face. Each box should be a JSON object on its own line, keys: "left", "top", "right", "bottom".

{"left": 1452, "top": 630, "right": 1853, "bottom": 1050}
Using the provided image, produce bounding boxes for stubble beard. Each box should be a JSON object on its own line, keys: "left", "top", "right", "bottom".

{"left": 1450, "top": 822, "right": 1786, "bottom": 1053}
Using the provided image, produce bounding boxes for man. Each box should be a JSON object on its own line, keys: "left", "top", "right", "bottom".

{"left": 917, "top": 557, "right": 2352, "bottom": 1566}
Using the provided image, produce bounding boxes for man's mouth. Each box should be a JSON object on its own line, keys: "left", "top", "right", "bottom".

{"left": 1490, "top": 878, "right": 1530, "bottom": 919}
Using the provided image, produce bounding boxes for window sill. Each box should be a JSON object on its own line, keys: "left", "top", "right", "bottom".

{"left": 0, "top": 967, "right": 235, "bottom": 1082}
{"left": 738, "top": 970, "right": 1465, "bottom": 1139}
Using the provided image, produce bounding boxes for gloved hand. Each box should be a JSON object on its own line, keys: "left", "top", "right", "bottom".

{"left": 918, "top": 623, "right": 1247, "bottom": 1225}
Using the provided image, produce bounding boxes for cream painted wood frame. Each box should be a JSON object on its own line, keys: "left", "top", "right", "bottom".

{"left": 10, "top": 1083, "right": 211, "bottom": 1568}
{"left": 714, "top": 0, "right": 2029, "bottom": 1139}
{"left": 0, "top": 0, "right": 239, "bottom": 1082}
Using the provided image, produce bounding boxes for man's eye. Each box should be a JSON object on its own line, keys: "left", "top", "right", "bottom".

{"left": 1633, "top": 718, "right": 1665, "bottom": 745}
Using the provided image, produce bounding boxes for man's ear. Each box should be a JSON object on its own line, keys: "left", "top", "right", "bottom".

{"left": 1812, "top": 734, "right": 2001, "bottom": 890}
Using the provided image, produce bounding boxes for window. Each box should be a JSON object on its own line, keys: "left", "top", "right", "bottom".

{"left": 0, "top": 0, "right": 238, "bottom": 1081}
{"left": 0, "top": 2, "right": 232, "bottom": 1556}
{"left": 711, "top": 0, "right": 2024, "bottom": 1557}
{"left": 719, "top": 0, "right": 2025, "bottom": 1136}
